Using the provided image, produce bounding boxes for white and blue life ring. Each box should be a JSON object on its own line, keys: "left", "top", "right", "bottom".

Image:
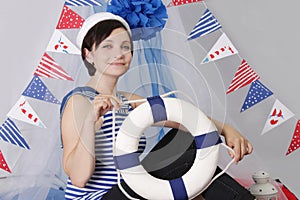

{"left": 114, "top": 96, "right": 222, "bottom": 200}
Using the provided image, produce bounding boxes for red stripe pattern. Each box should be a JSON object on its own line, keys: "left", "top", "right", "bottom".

{"left": 34, "top": 53, "right": 73, "bottom": 81}
{"left": 226, "top": 59, "right": 259, "bottom": 94}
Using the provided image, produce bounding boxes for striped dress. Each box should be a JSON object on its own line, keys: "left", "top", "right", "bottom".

{"left": 60, "top": 87, "right": 146, "bottom": 200}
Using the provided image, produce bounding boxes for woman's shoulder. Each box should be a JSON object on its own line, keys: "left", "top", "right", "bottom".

{"left": 60, "top": 86, "right": 98, "bottom": 115}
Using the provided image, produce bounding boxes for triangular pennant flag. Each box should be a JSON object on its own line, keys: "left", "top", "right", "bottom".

{"left": 226, "top": 59, "right": 260, "bottom": 94}
{"left": 0, "top": 118, "right": 30, "bottom": 149}
{"left": 46, "top": 30, "right": 81, "bottom": 55}
{"left": 65, "top": 0, "right": 102, "bottom": 7}
{"left": 34, "top": 53, "right": 73, "bottom": 81}
{"left": 22, "top": 76, "right": 61, "bottom": 104}
{"left": 286, "top": 120, "right": 300, "bottom": 155}
{"left": 0, "top": 150, "right": 11, "bottom": 173}
{"left": 7, "top": 96, "right": 46, "bottom": 128}
{"left": 169, "top": 0, "right": 202, "bottom": 7}
{"left": 201, "top": 33, "right": 238, "bottom": 64}
{"left": 188, "top": 9, "right": 222, "bottom": 40}
{"left": 56, "top": 5, "right": 85, "bottom": 29}
{"left": 261, "top": 99, "right": 294, "bottom": 135}
{"left": 240, "top": 80, "right": 273, "bottom": 112}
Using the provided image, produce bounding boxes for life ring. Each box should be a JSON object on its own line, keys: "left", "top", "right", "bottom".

{"left": 114, "top": 96, "right": 221, "bottom": 200}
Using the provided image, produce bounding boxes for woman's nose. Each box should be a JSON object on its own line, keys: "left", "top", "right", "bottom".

{"left": 113, "top": 48, "right": 125, "bottom": 59}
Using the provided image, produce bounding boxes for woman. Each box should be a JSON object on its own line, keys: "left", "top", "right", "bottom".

{"left": 60, "top": 12, "right": 254, "bottom": 199}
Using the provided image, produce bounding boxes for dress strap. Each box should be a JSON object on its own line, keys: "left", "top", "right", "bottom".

{"left": 60, "top": 86, "right": 99, "bottom": 116}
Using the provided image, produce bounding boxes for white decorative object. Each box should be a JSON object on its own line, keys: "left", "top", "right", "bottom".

{"left": 249, "top": 170, "right": 278, "bottom": 200}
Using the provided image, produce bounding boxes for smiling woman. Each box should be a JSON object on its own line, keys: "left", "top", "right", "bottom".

{"left": 60, "top": 12, "right": 140, "bottom": 199}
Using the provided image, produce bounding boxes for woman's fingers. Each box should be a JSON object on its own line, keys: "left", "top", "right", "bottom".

{"left": 229, "top": 138, "right": 253, "bottom": 164}
{"left": 93, "top": 95, "right": 121, "bottom": 119}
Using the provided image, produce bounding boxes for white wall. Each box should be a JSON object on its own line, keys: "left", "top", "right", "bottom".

{"left": 0, "top": 0, "right": 299, "bottom": 197}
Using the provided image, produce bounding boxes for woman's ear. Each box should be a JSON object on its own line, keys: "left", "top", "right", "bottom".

{"left": 84, "top": 48, "right": 94, "bottom": 64}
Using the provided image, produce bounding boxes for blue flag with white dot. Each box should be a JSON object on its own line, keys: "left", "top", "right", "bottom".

{"left": 241, "top": 80, "right": 273, "bottom": 112}
{"left": 22, "top": 76, "right": 61, "bottom": 104}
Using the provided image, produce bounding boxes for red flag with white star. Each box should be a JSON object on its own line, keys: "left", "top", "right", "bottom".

{"left": 286, "top": 120, "right": 300, "bottom": 155}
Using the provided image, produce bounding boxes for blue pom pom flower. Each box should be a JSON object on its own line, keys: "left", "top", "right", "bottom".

{"left": 107, "top": 0, "right": 168, "bottom": 40}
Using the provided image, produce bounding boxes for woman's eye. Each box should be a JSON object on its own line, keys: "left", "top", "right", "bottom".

{"left": 102, "top": 44, "right": 112, "bottom": 49}
{"left": 122, "top": 45, "right": 131, "bottom": 50}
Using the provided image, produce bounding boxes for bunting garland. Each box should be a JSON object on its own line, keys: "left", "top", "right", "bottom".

{"left": 226, "top": 59, "right": 260, "bottom": 94}
{"left": 34, "top": 53, "right": 73, "bottom": 81}
{"left": 0, "top": 118, "right": 30, "bottom": 149}
{"left": 22, "top": 76, "right": 61, "bottom": 104}
{"left": 184, "top": 3, "right": 299, "bottom": 155}
{"left": 188, "top": 9, "right": 222, "bottom": 40}
{"left": 0, "top": 150, "right": 11, "bottom": 173}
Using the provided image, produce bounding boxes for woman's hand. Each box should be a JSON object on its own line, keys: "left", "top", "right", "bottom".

{"left": 221, "top": 124, "right": 253, "bottom": 164}
{"left": 92, "top": 94, "right": 121, "bottom": 121}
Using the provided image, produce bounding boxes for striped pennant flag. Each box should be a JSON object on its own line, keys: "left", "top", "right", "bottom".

{"left": 226, "top": 59, "right": 260, "bottom": 94}
{"left": 0, "top": 150, "right": 11, "bottom": 173}
{"left": 188, "top": 9, "right": 222, "bottom": 40}
{"left": 65, "top": 0, "right": 102, "bottom": 6}
{"left": 0, "top": 118, "right": 30, "bottom": 149}
{"left": 34, "top": 53, "right": 73, "bottom": 81}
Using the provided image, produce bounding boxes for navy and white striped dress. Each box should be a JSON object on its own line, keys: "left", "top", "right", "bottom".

{"left": 60, "top": 87, "right": 146, "bottom": 199}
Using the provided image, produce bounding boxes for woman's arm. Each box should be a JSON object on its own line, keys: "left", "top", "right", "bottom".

{"left": 61, "top": 95, "right": 98, "bottom": 187}
{"left": 211, "top": 119, "right": 253, "bottom": 164}
{"left": 61, "top": 93, "right": 120, "bottom": 187}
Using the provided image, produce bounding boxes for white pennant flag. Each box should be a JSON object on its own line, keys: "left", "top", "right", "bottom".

{"left": 261, "top": 99, "right": 294, "bottom": 135}
{"left": 201, "top": 33, "right": 238, "bottom": 64}
{"left": 7, "top": 96, "right": 46, "bottom": 128}
{"left": 46, "top": 30, "right": 81, "bottom": 55}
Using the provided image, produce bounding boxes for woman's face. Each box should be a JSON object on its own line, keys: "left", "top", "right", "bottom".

{"left": 88, "top": 27, "right": 132, "bottom": 78}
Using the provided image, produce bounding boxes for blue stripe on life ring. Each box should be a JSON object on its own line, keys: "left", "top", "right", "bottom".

{"left": 147, "top": 96, "right": 167, "bottom": 123}
{"left": 169, "top": 177, "right": 188, "bottom": 200}
{"left": 114, "top": 151, "right": 141, "bottom": 170}
{"left": 194, "top": 131, "right": 222, "bottom": 149}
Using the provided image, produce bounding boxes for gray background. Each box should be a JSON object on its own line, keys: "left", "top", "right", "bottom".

{"left": 0, "top": 0, "right": 299, "bottom": 197}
